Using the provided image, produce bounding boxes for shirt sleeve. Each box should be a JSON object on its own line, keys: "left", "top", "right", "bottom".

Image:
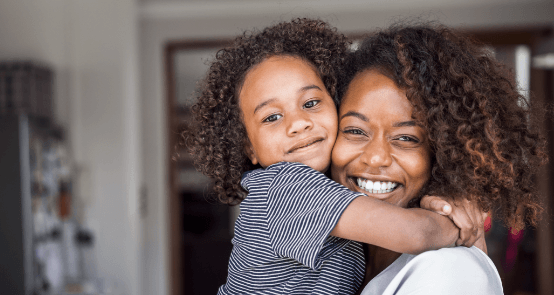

{"left": 383, "top": 247, "right": 503, "bottom": 295}
{"left": 263, "top": 163, "right": 363, "bottom": 270}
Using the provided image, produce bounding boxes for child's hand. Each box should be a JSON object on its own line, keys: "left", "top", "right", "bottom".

{"left": 420, "top": 195, "right": 488, "bottom": 252}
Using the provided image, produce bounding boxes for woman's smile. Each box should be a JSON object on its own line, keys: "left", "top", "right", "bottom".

{"left": 331, "top": 69, "right": 431, "bottom": 208}
{"left": 355, "top": 177, "right": 400, "bottom": 194}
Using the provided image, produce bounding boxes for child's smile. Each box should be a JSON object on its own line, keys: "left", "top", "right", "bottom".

{"left": 287, "top": 136, "right": 325, "bottom": 153}
{"left": 239, "top": 55, "right": 338, "bottom": 172}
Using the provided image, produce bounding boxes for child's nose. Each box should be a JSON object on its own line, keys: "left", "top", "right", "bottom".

{"left": 286, "top": 112, "right": 313, "bottom": 135}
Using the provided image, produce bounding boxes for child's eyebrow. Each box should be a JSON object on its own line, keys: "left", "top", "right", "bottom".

{"left": 253, "top": 85, "right": 323, "bottom": 115}
{"left": 254, "top": 98, "right": 277, "bottom": 114}
{"left": 299, "top": 85, "right": 322, "bottom": 93}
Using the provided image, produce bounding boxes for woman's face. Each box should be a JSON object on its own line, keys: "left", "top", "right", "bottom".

{"left": 331, "top": 70, "right": 431, "bottom": 208}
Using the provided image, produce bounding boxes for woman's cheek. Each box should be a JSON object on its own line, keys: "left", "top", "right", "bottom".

{"left": 401, "top": 150, "right": 432, "bottom": 193}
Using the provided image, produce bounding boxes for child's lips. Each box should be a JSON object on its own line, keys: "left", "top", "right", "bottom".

{"left": 287, "top": 137, "right": 325, "bottom": 153}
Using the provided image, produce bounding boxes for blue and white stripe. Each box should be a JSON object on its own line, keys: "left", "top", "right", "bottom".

{"left": 218, "top": 162, "right": 365, "bottom": 295}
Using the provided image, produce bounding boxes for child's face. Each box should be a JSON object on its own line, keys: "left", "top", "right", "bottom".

{"left": 239, "top": 55, "right": 338, "bottom": 172}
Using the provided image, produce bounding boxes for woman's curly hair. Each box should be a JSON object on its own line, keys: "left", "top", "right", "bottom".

{"left": 182, "top": 18, "right": 350, "bottom": 205}
{"left": 338, "top": 23, "right": 548, "bottom": 230}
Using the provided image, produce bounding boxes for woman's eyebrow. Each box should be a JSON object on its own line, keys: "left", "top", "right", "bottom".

{"left": 340, "top": 111, "right": 368, "bottom": 122}
{"left": 340, "top": 112, "right": 416, "bottom": 127}
{"left": 393, "top": 121, "right": 416, "bottom": 127}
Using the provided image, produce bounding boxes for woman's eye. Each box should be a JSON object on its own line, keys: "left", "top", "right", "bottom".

{"left": 397, "top": 135, "right": 419, "bottom": 143}
{"left": 263, "top": 114, "right": 282, "bottom": 123}
{"left": 303, "top": 100, "right": 320, "bottom": 108}
{"left": 343, "top": 128, "right": 365, "bottom": 135}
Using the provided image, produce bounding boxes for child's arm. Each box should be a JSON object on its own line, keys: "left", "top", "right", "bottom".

{"left": 420, "top": 195, "right": 488, "bottom": 253}
{"left": 330, "top": 195, "right": 459, "bottom": 255}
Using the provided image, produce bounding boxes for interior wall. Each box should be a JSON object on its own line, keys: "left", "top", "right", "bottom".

{"left": 0, "top": 1, "right": 143, "bottom": 295}
{"left": 68, "top": 2, "right": 142, "bottom": 295}
{"left": 140, "top": 1, "right": 554, "bottom": 295}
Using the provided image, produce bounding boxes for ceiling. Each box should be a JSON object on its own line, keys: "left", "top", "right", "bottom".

{"left": 139, "top": 0, "right": 551, "bottom": 23}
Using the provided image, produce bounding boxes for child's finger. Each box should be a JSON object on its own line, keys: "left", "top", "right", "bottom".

{"left": 462, "top": 212, "right": 480, "bottom": 247}
{"left": 459, "top": 199, "right": 485, "bottom": 247}
{"left": 448, "top": 206, "right": 475, "bottom": 246}
{"left": 420, "top": 195, "right": 452, "bottom": 215}
{"left": 466, "top": 199, "right": 486, "bottom": 245}
{"left": 482, "top": 211, "right": 489, "bottom": 221}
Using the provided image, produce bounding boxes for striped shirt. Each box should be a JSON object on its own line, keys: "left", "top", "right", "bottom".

{"left": 218, "top": 162, "right": 365, "bottom": 295}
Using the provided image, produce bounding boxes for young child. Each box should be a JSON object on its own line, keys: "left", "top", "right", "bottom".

{"left": 183, "top": 18, "right": 481, "bottom": 295}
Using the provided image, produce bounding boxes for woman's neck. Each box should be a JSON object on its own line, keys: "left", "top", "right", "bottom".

{"left": 355, "top": 244, "right": 403, "bottom": 295}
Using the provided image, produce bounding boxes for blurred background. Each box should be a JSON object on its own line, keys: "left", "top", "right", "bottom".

{"left": 0, "top": 0, "right": 553, "bottom": 295}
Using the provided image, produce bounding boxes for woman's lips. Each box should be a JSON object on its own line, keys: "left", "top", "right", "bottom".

{"left": 355, "top": 177, "right": 400, "bottom": 194}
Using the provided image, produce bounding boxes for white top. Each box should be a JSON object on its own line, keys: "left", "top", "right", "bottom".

{"left": 361, "top": 246, "right": 503, "bottom": 295}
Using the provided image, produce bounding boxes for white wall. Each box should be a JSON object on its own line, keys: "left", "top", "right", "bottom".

{"left": 140, "top": 1, "right": 554, "bottom": 295}
{"left": 68, "top": 2, "right": 142, "bottom": 295}
{"left": 0, "top": 1, "right": 143, "bottom": 295}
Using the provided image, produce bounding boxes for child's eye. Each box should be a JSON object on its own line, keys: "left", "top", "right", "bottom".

{"left": 303, "top": 100, "right": 320, "bottom": 109}
{"left": 263, "top": 114, "right": 282, "bottom": 123}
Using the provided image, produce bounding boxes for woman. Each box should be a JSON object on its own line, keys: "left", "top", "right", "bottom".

{"left": 331, "top": 23, "right": 547, "bottom": 294}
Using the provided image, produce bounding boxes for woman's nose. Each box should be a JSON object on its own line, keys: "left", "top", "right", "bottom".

{"left": 286, "top": 111, "right": 313, "bottom": 136}
{"left": 360, "top": 137, "right": 393, "bottom": 168}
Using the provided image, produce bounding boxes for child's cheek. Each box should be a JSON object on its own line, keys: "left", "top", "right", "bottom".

{"left": 331, "top": 137, "right": 350, "bottom": 174}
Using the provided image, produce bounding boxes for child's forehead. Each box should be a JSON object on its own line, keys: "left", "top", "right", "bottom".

{"left": 238, "top": 56, "right": 330, "bottom": 112}
{"left": 242, "top": 56, "right": 323, "bottom": 92}
{"left": 251, "top": 55, "right": 319, "bottom": 75}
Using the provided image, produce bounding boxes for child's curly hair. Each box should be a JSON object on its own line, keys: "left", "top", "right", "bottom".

{"left": 338, "top": 23, "right": 548, "bottom": 230}
{"left": 182, "top": 18, "right": 350, "bottom": 205}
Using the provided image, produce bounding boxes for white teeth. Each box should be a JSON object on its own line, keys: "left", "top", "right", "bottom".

{"left": 372, "top": 181, "right": 380, "bottom": 191}
{"left": 356, "top": 178, "right": 399, "bottom": 194}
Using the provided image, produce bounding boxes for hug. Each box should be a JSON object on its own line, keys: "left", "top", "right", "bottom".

{"left": 183, "top": 18, "right": 547, "bottom": 294}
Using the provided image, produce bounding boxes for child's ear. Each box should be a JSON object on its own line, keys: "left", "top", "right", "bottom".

{"left": 244, "top": 141, "right": 259, "bottom": 165}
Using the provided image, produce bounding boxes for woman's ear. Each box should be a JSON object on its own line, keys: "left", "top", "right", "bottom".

{"left": 244, "top": 141, "right": 259, "bottom": 165}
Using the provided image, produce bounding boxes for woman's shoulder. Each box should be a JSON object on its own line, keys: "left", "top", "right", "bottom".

{"left": 413, "top": 246, "right": 493, "bottom": 269}
{"left": 395, "top": 247, "right": 503, "bottom": 294}
{"left": 364, "top": 247, "right": 503, "bottom": 295}
{"left": 414, "top": 247, "right": 498, "bottom": 274}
